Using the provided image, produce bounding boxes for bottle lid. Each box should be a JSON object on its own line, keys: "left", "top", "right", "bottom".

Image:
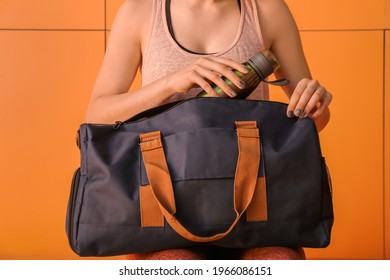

{"left": 248, "top": 49, "right": 289, "bottom": 86}
{"left": 248, "top": 48, "right": 280, "bottom": 79}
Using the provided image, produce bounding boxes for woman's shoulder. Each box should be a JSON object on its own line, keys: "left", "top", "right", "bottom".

{"left": 254, "top": 0, "right": 288, "bottom": 11}
{"left": 119, "top": 0, "right": 154, "bottom": 22}
{"left": 121, "top": 0, "right": 153, "bottom": 11}
{"left": 253, "top": 0, "right": 299, "bottom": 46}
{"left": 113, "top": 0, "right": 154, "bottom": 29}
{"left": 110, "top": 0, "right": 154, "bottom": 43}
{"left": 254, "top": 0, "right": 294, "bottom": 22}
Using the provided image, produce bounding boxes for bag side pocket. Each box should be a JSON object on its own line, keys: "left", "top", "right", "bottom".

{"left": 66, "top": 167, "right": 80, "bottom": 253}
{"left": 321, "top": 157, "right": 334, "bottom": 221}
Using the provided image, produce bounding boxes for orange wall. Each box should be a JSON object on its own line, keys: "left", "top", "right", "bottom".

{"left": 0, "top": 0, "right": 388, "bottom": 260}
{"left": 385, "top": 30, "right": 390, "bottom": 260}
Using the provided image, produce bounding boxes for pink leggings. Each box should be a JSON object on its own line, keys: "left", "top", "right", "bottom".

{"left": 131, "top": 247, "right": 306, "bottom": 260}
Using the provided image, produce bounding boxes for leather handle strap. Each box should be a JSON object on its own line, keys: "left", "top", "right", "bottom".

{"left": 139, "top": 121, "right": 260, "bottom": 242}
{"left": 139, "top": 131, "right": 177, "bottom": 216}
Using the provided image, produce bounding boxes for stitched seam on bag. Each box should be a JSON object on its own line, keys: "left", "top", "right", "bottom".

{"left": 78, "top": 218, "right": 334, "bottom": 227}
{"left": 77, "top": 222, "right": 236, "bottom": 227}
{"left": 75, "top": 126, "right": 89, "bottom": 249}
{"left": 165, "top": 175, "right": 266, "bottom": 182}
{"left": 141, "top": 136, "right": 158, "bottom": 141}
{"left": 171, "top": 177, "right": 235, "bottom": 183}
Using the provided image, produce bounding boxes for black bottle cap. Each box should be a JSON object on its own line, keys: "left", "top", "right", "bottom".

{"left": 248, "top": 49, "right": 279, "bottom": 79}
{"left": 248, "top": 49, "right": 289, "bottom": 86}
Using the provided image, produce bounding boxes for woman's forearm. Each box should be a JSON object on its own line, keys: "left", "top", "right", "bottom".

{"left": 85, "top": 77, "right": 175, "bottom": 124}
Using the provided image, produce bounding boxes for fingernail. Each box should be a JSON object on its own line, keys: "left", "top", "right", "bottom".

{"left": 294, "top": 109, "right": 302, "bottom": 117}
{"left": 243, "top": 66, "right": 251, "bottom": 73}
{"left": 301, "top": 110, "right": 307, "bottom": 118}
{"left": 230, "top": 89, "right": 237, "bottom": 97}
{"left": 238, "top": 80, "right": 246, "bottom": 89}
{"left": 287, "top": 110, "right": 294, "bottom": 118}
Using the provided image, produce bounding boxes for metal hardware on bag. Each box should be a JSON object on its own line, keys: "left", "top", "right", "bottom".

{"left": 113, "top": 121, "right": 123, "bottom": 130}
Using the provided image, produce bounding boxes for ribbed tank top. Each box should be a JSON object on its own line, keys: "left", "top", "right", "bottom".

{"left": 142, "top": 0, "right": 269, "bottom": 103}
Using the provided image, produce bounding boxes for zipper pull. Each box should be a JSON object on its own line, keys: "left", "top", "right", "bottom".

{"left": 113, "top": 121, "right": 123, "bottom": 130}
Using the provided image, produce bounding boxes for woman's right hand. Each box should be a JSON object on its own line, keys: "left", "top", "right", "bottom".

{"left": 167, "top": 56, "right": 249, "bottom": 97}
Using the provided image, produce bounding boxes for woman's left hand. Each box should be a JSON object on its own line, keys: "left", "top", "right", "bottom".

{"left": 286, "top": 78, "right": 332, "bottom": 119}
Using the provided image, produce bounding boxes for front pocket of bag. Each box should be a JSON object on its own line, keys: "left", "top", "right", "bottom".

{"left": 139, "top": 127, "right": 265, "bottom": 231}
{"left": 66, "top": 167, "right": 80, "bottom": 249}
{"left": 140, "top": 127, "right": 265, "bottom": 185}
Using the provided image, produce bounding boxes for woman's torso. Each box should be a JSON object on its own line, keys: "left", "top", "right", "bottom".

{"left": 140, "top": 0, "right": 269, "bottom": 103}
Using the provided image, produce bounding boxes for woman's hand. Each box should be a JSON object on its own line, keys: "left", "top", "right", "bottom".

{"left": 166, "top": 56, "right": 249, "bottom": 97}
{"left": 254, "top": 0, "right": 333, "bottom": 131}
{"left": 286, "top": 78, "right": 332, "bottom": 119}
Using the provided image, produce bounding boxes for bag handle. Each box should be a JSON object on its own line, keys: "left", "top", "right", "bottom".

{"left": 139, "top": 121, "right": 260, "bottom": 242}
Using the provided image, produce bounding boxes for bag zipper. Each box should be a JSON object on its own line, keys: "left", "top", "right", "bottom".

{"left": 67, "top": 167, "right": 80, "bottom": 252}
{"left": 113, "top": 121, "right": 123, "bottom": 130}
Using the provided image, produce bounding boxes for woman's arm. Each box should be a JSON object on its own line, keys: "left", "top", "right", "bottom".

{"left": 256, "top": 0, "right": 332, "bottom": 131}
{"left": 85, "top": 0, "right": 171, "bottom": 123}
{"left": 86, "top": 0, "right": 250, "bottom": 124}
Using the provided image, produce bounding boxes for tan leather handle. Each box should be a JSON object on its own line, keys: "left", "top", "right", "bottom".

{"left": 139, "top": 121, "right": 260, "bottom": 242}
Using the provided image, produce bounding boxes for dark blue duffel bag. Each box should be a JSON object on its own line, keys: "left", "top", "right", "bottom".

{"left": 66, "top": 97, "right": 333, "bottom": 256}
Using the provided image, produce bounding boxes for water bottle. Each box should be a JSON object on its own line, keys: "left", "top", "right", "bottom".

{"left": 197, "top": 48, "right": 289, "bottom": 99}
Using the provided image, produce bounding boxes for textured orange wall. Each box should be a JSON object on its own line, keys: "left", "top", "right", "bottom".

{"left": 0, "top": 0, "right": 388, "bottom": 260}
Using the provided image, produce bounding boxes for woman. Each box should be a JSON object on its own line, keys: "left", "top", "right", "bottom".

{"left": 86, "top": 0, "right": 332, "bottom": 259}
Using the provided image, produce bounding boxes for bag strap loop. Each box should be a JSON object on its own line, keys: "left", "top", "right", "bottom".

{"left": 139, "top": 121, "right": 260, "bottom": 242}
